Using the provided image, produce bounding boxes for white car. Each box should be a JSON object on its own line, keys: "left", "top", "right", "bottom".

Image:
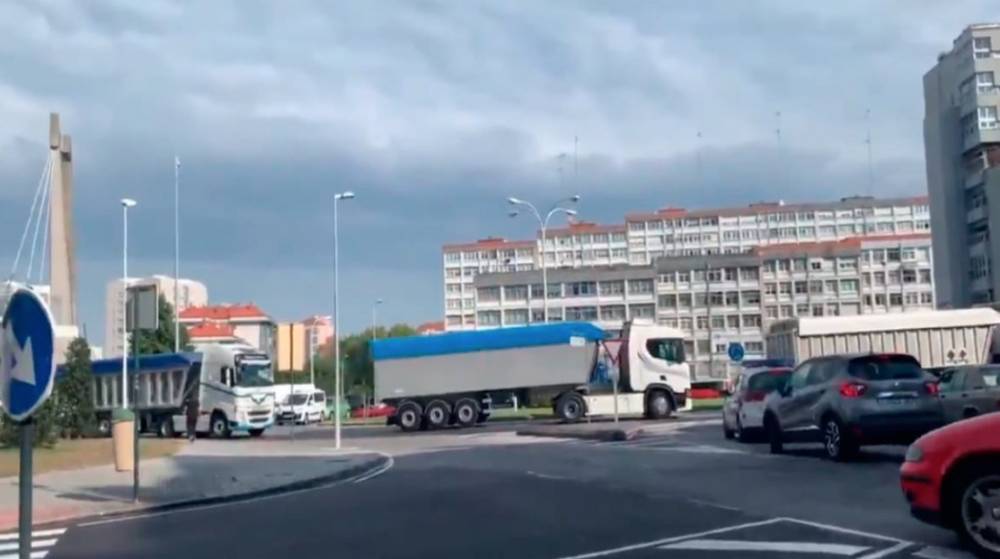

{"left": 722, "top": 367, "right": 792, "bottom": 442}
{"left": 277, "top": 391, "right": 325, "bottom": 425}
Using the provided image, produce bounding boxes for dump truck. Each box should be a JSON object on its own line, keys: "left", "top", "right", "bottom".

{"left": 765, "top": 308, "right": 1000, "bottom": 372}
{"left": 372, "top": 320, "right": 691, "bottom": 432}
{"left": 87, "top": 344, "right": 276, "bottom": 438}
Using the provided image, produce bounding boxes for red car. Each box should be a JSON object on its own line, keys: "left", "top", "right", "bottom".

{"left": 350, "top": 403, "right": 395, "bottom": 419}
{"left": 901, "top": 413, "right": 1000, "bottom": 557}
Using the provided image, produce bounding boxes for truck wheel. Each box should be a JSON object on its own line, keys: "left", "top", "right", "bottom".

{"left": 97, "top": 417, "right": 112, "bottom": 438}
{"left": 210, "top": 412, "right": 231, "bottom": 439}
{"left": 423, "top": 400, "right": 451, "bottom": 430}
{"left": 646, "top": 390, "right": 673, "bottom": 420}
{"left": 396, "top": 401, "right": 423, "bottom": 432}
{"left": 453, "top": 399, "right": 479, "bottom": 428}
{"left": 555, "top": 393, "right": 585, "bottom": 423}
{"left": 157, "top": 417, "right": 175, "bottom": 438}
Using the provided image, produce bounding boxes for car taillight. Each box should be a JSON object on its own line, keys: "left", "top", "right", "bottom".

{"left": 925, "top": 382, "right": 939, "bottom": 396}
{"left": 744, "top": 390, "right": 767, "bottom": 402}
{"left": 839, "top": 382, "right": 867, "bottom": 398}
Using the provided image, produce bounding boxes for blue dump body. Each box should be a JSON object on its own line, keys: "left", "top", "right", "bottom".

{"left": 55, "top": 352, "right": 200, "bottom": 380}
{"left": 371, "top": 322, "right": 606, "bottom": 361}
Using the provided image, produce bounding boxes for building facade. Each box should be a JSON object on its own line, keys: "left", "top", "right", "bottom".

{"left": 925, "top": 23, "right": 1000, "bottom": 308}
{"left": 473, "top": 234, "right": 934, "bottom": 379}
{"left": 444, "top": 195, "right": 930, "bottom": 331}
{"left": 103, "top": 275, "right": 209, "bottom": 357}
{"left": 178, "top": 303, "right": 275, "bottom": 355}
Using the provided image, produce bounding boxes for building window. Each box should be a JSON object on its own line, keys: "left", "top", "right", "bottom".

{"left": 724, "top": 291, "right": 739, "bottom": 306}
{"left": 711, "top": 315, "right": 725, "bottom": 329}
{"left": 780, "top": 305, "right": 793, "bottom": 318}
{"left": 630, "top": 304, "right": 655, "bottom": 319}
{"left": 678, "top": 293, "right": 692, "bottom": 307}
{"left": 677, "top": 271, "right": 691, "bottom": 283}
{"left": 658, "top": 293, "right": 676, "bottom": 307}
{"left": 742, "top": 314, "right": 762, "bottom": 328}
{"left": 739, "top": 267, "right": 759, "bottom": 281}
{"left": 477, "top": 311, "right": 501, "bottom": 325}
{"left": 599, "top": 280, "right": 625, "bottom": 296}
{"left": 695, "top": 316, "right": 709, "bottom": 330}
{"left": 794, "top": 281, "right": 808, "bottom": 294}
{"left": 793, "top": 259, "right": 807, "bottom": 272}
{"left": 764, "top": 283, "right": 778, "bottom": 295}
{"left": 838, "top": 259, "right": 857, "bottom": 271}
{"left": 709, "top": 291, "right": 725, "bottom": 306}
{"left": 874, "top": 293, "right": 886, "bottom": 306}
{"left": 779, "top": 282, "right": 792, "bottom": 295}
{"left": 567, "top": 282, "right": 597, "bottom": 297}
{"left": 765, "top": 306, "right": 779, "bottom": 319}
{"left": 628, "top": 279, "right": 654, "bottom": 294}
{"left": 810, "top": 260, "right": 822, "bottom": 271}
{"left": 824, "top": 280, "right": 838, "bottom": 294}
{"left": 477, "top": 287, "right": 500, "bottom": 302}
{"left": 890, "top": 293, "right": 903, "bottom": 307}
{"left": 889, "top": 270, "right": 901, "bottom": 284}
{"left": 726, "top": 315, "right": 740, "bottom": 329}
{"left": 873, "top": 272, "right": 886, "bottom": 286}
{"left": 818, "top": 225, "right": 836, "bottom": 237}
{"left": 679, "top": 317, "right": 693, "bottom": 332}
{"left": 565, "top": 306, "right": 598, "bottom": 321}
{"left": 974, "top": 36, "right": 993, "bottom": 58}
{"left": 919, "top": 269, "right": 932, "bottom": 283}
{"left": 504, "top": 309, "right": 529, "bottom": 325}
{"left": 812, "top": 305, "right": 824, "bottom": 317}
{"left": 862, "top": 274, "right": 872, "bottom": 287}
{"left": 796, "top": 303, "right": 810, "bottom": 315}
{"left": 979, "top": 106, "right": 999, "bottom": 129}
{"left": 902, "top": 270, "right": 917, "bottom": 284}
{"left": 904, "top": 293, "right": 920, "bottom": 306}
{"left": 504, "top": 285, "right": 528, "bottom": 300}
{"left": 742, "top": 291, "right": 761, "bottom": 305}
{"left": 531, "top": 309, "right": 545, "bottom": 323}
{"left": 707, "top": 269, "right": 722, "bottom": 282}
{"left": 600, "top": 305, "right": 626, "bottom": 321}
{"left": 840, "top": 279, "right": 859, "bottom": 293}
{"left": 809, "top": 281, "right": 824, "bottom": 294}
{"left": 745, "top": 341, "right": 764, "bottom": 353}
{"left": 920, "top": 292, "right": 933, "bottom": 304}
{"left": 777, "top": 260, "right": 791, "bottom": 272}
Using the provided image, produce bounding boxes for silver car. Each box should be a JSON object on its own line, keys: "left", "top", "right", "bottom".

{"left": 722, "top": 367, "right": 792, "bottom": 442}
{"left": 762, "top": 353, "right": 943, "bottom": 461}
{"left": 938, "top": 365, "right": 1000, "bottom": 424}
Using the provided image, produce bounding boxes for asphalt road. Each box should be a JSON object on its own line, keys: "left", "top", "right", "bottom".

{"left": 32, "top": 414, "right": 973, "bottom": 559}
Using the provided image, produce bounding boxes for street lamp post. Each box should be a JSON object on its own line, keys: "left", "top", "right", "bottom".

{"left": 507, "top": 195, "right": 580, "bottom": 322}
{"left": 370, "top": 299, "right": 383, "bottom": 417}
{"left": 333, "top": 191, "right": 355, "bottom": 450}
{"left": 120, "top": 198, "right": 137, "bottom": 408}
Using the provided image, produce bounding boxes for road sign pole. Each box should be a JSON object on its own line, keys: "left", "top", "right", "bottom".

{"left": 18, "top": 419, "right": 33, "bottom": 559}
{"left": 132, "top": 332, "right": 140, "bottom": 503}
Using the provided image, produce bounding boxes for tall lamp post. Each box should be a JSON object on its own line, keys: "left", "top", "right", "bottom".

{"left": 173, "top": 156, "right": 181, "bottom": 352}
{"left": 333, "top": 191, "right": 355, "bottom": 450}
{"left": 507, "top": 195, "right": 580, "bottom": 322}
{"left": 370, "top": 298, "right": 383, "bottom": 415}
{"left": 120, "top": 198, "right": 137, "bottom": 407}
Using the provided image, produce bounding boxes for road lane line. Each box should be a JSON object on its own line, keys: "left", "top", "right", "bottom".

{"left": 659, "top": 539, "right": 870, "bottom": 555}
{"left": 685, "top": 498, "right": 741, "bottom": 512}
{"left": 552, "top": 518, "right": 785, "bottom": 559}
{"left": 771, "top": 517, "right": 908, "bottom": 544}
{"left": 526, "top": 471, "right": 568, "bottom": 481}
{"left": 0, "top": 552, "right": 48, "bottom": 559}
{"left": 0, "top": 530, "right": 65, "bottom": 542}
{"left": 856, "top": 541, "right": 914, "bottom": 559}
{"left": 353, "top": 455, "right": 394, "bottom": 483}
{"left": 912, "top": 545, "right": 976, "bottom": 558}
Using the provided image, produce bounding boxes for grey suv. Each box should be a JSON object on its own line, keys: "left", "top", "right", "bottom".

{"left": 762, "top": 353, "right": 943, "bottom": 461}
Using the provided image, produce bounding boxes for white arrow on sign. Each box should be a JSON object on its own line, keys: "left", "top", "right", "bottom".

{"left": 1, "top": 322, "right": 36, "bottom": 386}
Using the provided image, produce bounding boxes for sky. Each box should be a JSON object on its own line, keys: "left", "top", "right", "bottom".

{"left": 0, "top": 0, "right": 996, "bottom": 343}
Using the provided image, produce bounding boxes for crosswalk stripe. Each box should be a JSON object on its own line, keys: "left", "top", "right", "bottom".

{"left": 0, "top": 551, "right": 49, "bottom": 559}
{"left": 0, "top": 539, "right": 57, "bottom": 552}
{"left": 0, "top": 529, "right": 65, "bottom": 542}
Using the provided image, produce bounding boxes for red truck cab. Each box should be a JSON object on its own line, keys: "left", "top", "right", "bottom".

{"left": 901, "top": 413, "right": 1000, "bottom": 557}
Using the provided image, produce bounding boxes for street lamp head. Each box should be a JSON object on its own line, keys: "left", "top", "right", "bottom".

{"left": 507, "top": 197, "right": 523, "bottom": 205}
{"left": 335, "top": 191, "right": 355, "bottom": 200}
{"left": 564, "top": 209, "right": 578, "bottom": 217}
{"left": 121, "top": 198, "right": 137, "bottom": 208}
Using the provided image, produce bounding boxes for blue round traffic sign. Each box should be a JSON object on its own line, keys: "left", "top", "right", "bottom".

{"left": 727, "top": 342, "right": 745, "bottom": 362}
{"left": 1, "top": 288, "right": 56, "bottom": 422}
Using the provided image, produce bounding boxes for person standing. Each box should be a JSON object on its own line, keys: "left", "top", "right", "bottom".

{"left": 185, "top": 383, "right": 200, "bottom": 442}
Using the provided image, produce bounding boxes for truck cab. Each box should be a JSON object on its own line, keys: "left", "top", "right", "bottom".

{"left": 196, "top": 345, "right": 276, "bottom": 437}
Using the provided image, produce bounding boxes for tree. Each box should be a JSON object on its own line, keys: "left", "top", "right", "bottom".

{"left": 55, "top": 337, "right": 95, "bottom": 438}
{"left": 132, "top": 294, "right": 190, "bottom": 355}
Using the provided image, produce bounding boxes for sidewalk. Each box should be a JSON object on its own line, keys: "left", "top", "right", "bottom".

{"left": 0, "top": 437, "right": 385, "bottom": 531}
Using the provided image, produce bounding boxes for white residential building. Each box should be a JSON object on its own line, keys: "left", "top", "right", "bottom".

{"left": 103, "top": 275, "right": 208, "bottom": 357}
{"left": 473, "top": 234, "right": 934, "bottom": 379}
{"left": 924, "top": 23, "right": 1000, "bottom": 307}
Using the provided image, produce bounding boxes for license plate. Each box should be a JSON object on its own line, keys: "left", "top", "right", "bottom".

{"left": 879, "top": 398, "right": 913, "bottom": 406}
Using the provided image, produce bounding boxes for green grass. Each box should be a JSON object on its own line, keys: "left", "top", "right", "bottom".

{"left": 691, "top": 398, "right": 725, "bottom": 411}
{"left": 490, "top": 406, "right": 554, "bottom": 421}
{"left": 0, "top": 438, "right": 184, "bottom": 477}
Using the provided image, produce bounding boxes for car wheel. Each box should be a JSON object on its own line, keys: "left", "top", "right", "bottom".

{"left": 210, "top": 412, "right": 231, "bottom": 439}
{"left": 735, "top": 416, "right": 751, "bottom": 443}
{"left": 556, "top": 393, "right": 586, "bottom": 423}
{"left": 823, "top": 416, "right": 857, "bottom": 462}
{"left": 950, "top": 467, "right": 1000, "bottom": 558}
{"left": 453, "top": 398, "right": 479, "bottom": 428}
{"left": 424, "top": 400, "right": 451, "bottom": 430}
{"left": 646, "top": 390, "right": 673, "bottom": 420}
{"left": 723, "top": 416, "right": 735, "bottom": 440}
{"left": 395, "top": 401, "right": 423, "bottom": 433}
{"left": 765, "top": 415, "right": 784, "bottom": 454}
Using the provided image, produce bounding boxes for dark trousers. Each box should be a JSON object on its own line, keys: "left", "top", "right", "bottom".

{"left": 186, "top": 403, "right": 199, "bottom": 437}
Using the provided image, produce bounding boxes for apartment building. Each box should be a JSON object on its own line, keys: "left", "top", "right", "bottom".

{"left": 103, "top": 275, "right": 208, "bottom": 357}
{"left": 472, "top": 234, "right": 934, "bottom": 379}
{"left": 925, "top": 23, "right": 1000, "bottom": 307}
{"left": 178, "top": 304, "right": 275, "bottom": 355}
{"left": 443, "top": 195, "right": 930, "bottom": 331}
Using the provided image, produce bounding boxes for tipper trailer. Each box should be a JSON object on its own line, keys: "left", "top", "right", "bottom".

{"left": 372, "top": 320, "right": 691, "bottom": 431}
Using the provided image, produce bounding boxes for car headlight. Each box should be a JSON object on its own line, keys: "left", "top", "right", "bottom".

{"left": 904, "top": 445, "right": 924, "bottom": 463}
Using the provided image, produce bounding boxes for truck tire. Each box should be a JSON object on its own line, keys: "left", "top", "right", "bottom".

{"left": 423, "top": 400, "right": 451, "bottom": 430}
{"left": 555, "top": 393, "right": 585, "bottom": 423}
{"left": 157, "top": 417, "right": 175, "bottom": 438}
{"left": 97, "top": 417, "right": 112, "bottom": 438}
{"left": 210, "top": 412, "right": 231, "bottom": 439}
{"left": 453, "top": 398, "right": 479, "bottom": 428}
{"left": 396, "top": 401, "right": 423, "bottom": 432}
{"left": 646, "top": 390, "right": 673, "bottom": 420}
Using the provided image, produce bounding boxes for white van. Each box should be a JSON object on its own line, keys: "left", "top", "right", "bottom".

{"left": 277, "top": 389, "right": 326, "bottom": 424}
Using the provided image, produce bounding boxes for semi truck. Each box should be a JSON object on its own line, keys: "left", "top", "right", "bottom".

{"left": 765, "top": 308, "right": 1000, "bottom": 372}
{"left": 372, "top": 320, "right": 691, "bottom": 432}
{"left": 87, "top": 344, "right": 276, "bottom": 438}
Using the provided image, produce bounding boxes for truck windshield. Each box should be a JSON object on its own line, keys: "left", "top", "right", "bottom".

{"left": 646, "top": 338, "right": 685, "bottom": 363}
{"left": 237, "top": 363, "right": 274, "bottom": 387}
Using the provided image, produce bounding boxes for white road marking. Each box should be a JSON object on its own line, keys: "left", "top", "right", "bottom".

{"left": 659, "top": 539, "right": 870, "bottom": 555}
{"left": 0, "top": 551, "right": 48, "bottom": 559}
{"left": 912, "top": 545, "right": 976, "bottom": 559}
{"left": 79, "top": 451, "right": 394, "bottom": 527}
{"left": 553, "top": 518, "right": 785, "bottom": 559}
{"left": 0, "top": 539, "right": 58, "bottom": 552}
{"left": 0, "top": 530, "right": 65, "bottom": 541}
{"left": 685, "top": 498, "right": 742, "bottom": 512}
{"left": 771, "top": 517, "right": 907, "bottom": 544}
{"left": 856, "top": 541, "right": 914, "bottom": 559}
{"left": 352, "top": 455, "right": 394, "bottom": 483}
{"left": 526, "top": 471, "right": 568, "bottom": 481}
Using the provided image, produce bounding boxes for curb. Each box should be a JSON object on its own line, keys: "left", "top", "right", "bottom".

{"left": 516, "top": 426, "right": 644, "bottom": 442}
{"left": 15, "top": 453, "right": 389, "bottom": 531}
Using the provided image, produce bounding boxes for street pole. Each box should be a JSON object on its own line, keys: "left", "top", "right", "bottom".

{"left": 370, "top": 299, "right": 382, "bottom": 417}
{"left": 132, "top": 331, "right": 140, "bottom": 503}
{"left": 173, "top": 156, "right": 180, "bottom": 353}
{"left": 333, "top": 191, "right": 355, "bottom": 450}
{"left": 121, "top": 199, "right": 136, "bottom": 408}
{"left": 309, "top": 327, "right": 315, "bottom": 388}
{"left": 541, "top": 225, "right": 549, "bottom": 322}
{"left": 18, "top": 419, "right": 33, "bottom": 559}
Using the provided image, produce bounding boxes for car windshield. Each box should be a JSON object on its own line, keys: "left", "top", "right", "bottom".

{"left": 747, "top": 369, "right": 792, "bottom": 392}
{"left": 236, "top": 363, "right": 274, "bottom": 387}
{"left": 289, "top": 394, "right": 309, "bottom": 405}
{"left": 848, "top": 356, "right": 923, "bottom": 380}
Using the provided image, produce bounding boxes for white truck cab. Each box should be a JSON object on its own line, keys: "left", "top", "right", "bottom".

{"left": 184, "top": 345, "right": 276, "bottom": 437}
